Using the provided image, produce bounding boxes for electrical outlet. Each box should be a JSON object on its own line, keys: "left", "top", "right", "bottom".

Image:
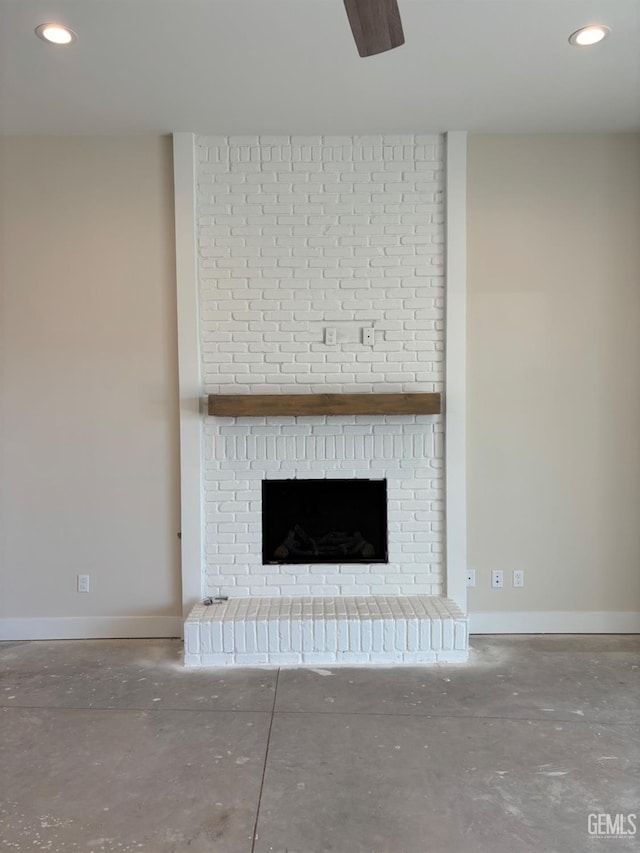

{"left": 491, "top": 570, "right": 504, "bottom": 589}
{"left": 77, "top": 574, "right": 90, "bottom": 593}
{"left": 513, "top": 570, "right": 524, "bottom": 588}
{"left": 362, "top": 327, "right": 375, "bottom": 346}
{"left": 466, "top": 569, "right": 476, "bottom": 588}
{"left": 325, "top": 327, "right": 337, "bottom": 346}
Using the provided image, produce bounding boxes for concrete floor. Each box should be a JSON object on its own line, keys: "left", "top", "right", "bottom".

{"left": 0, "top": 636, "right": 638, "bottom": 853}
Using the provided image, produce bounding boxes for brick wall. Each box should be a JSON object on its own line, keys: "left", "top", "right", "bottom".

{"left": 197, "top": 135, "right": 445, "bottom": 597}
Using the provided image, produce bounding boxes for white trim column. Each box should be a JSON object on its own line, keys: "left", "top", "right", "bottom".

{"left": 173, "top": 133, "right": 203, "bottom": 617}
{"left": 444, "top": 131, "right": 468, "bottom": 613}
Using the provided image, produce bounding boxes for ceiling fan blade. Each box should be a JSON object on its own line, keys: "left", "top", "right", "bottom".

{"left": 343, "top": 0, "right": 405, "bottom": 57}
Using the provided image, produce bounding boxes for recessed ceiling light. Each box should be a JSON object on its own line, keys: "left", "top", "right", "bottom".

{"left": 568, "top": 25, "right": 610, "bottom": 47}
{"left": 35, "top": 23, "right": 77, "bottom": 45}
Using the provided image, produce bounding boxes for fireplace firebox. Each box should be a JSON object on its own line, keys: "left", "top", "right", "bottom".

{"left": 262, "top": 479, "right": 388, "bottom": 564}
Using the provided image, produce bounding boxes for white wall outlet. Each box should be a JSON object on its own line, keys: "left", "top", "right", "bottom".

{"left": 77, "top": 574, "right": 90, "bottom": 593}
{"left": 324, "top": 327, "right": 337, "bottom": 346}
{"left": 513, "top": 570, "right": 525, "bottom": 588}
{"left": 362, "top": 327, "right": 375, "bottom": 346}
{"left": 491, "top": 570, "right": 504, "bottom": 589}
{"left": 466, "top": 569, "right": 476, "bottom": 588}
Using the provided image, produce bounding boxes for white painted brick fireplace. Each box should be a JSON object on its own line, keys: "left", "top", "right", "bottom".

{"left": 178, "top": 133, "right": 469, "bottom": 665}
{"left": 204, "top": 416, "right": 443, "bottom": 598}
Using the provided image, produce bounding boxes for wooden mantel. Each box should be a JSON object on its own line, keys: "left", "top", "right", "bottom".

{"left": 208, "top": 393, "right": 441, "bottom": 417}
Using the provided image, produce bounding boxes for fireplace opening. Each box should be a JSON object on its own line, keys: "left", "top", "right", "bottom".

{"left": 262, "top": 479, "right": 388, "bottom": 564}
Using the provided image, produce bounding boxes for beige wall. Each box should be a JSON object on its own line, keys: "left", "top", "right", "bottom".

{"left": 467, "top": 134, "right": 640, "bottom": 614}
{"left": 0, "top": 137, "right": 181, "bottom": 626}
{"left": 3, "top": 133, "right": 637, "bottom": 629}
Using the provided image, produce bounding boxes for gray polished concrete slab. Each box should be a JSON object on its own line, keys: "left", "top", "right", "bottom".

{"left": 254, "top": 711, "right": 639, "bottom": 853}
{"left": 0, "top": 705, "right": 270, "bottom": 852}
{"left": 0, "top": 639, "right": 277, "bottom": 711}
{"left": 0, "top": 634, "right": 638, "bottom": 853}
{"left": 275, "top": 634, "right": 640, "bottom": 724}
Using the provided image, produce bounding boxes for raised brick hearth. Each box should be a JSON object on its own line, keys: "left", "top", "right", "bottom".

{"left": 184, "top": 595, "right": 468, "bottom": 666}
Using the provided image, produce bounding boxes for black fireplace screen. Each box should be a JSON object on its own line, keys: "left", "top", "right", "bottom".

{"left": 262, "top": 479, "right": 388, "bottom": 564}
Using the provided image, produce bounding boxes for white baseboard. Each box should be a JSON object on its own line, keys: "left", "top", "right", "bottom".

{"left": 469, "top": 611, "right": 640, "bottom": 634}
{"left": 0, "top": 616, "right": 183, "bottom": 641}
{"left": 3, "top": 613, "right": 637, "bottom": 642}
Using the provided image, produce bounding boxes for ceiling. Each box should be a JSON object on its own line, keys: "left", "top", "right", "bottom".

{"left": 1, "top": 0, "right": 639, "bottom": 135}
